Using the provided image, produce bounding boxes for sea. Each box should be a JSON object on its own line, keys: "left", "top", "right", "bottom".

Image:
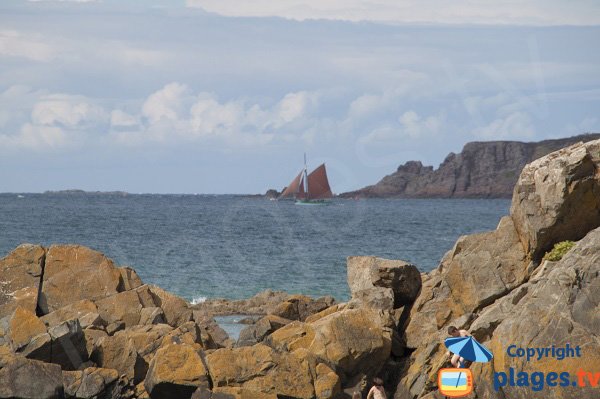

{"left": 0, "top": 194, "right": 510, "bottom": 303}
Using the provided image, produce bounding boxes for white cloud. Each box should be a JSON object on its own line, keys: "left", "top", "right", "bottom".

{"left": 0, "top": 30, "right": 55, "bottom": 62}
{"left": 359, "top": 110, "right": 444, "bottom": 144}
{"left": 110, "top": 110, "right": 139, "bottom": 127}
{"left": 31, "top": 94, "right": 107, "bottom": 127}
{"left": 28, "top": 0, "right": 98, "bottom": 3}
{"left": 142, "top": 83, "right": 188, "bottom": 124}
{"left": 186, "top": 0, "right": 600, "bottom": 25}
{"left": 472, "top": 111, "right": 535, "bottom": 139}
{"left": 0, "top": 123, "right": 68, "bottom": 151}
{"left": 565, "top": 117, "right": 599, "bottom": 136}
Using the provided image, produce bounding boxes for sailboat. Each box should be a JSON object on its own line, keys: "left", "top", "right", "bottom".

{"left": 279, "top": 155, "right": 333, "bottom": 205}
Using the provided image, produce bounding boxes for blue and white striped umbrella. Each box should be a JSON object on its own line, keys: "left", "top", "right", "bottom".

{"left": 444, "top": 336, "right": 493, "bottom": 363}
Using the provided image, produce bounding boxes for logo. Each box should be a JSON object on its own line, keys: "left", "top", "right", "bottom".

{"left": 438, "top": 368, "right": 473, "bottom": 397}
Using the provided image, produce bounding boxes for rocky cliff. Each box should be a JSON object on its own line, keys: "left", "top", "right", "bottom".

{"left": 1, "top": 139, "right": 600, "bottom": 399}
{"left": 340, "top": 133, "right": 600, "bottom": 198}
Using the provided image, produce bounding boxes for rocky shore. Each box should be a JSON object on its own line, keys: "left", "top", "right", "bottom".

{"left": 340, "top": 133, "right": 600, "bottom": 198}
{"left": 1, "top": 139, "right": 600, "bottom": 398}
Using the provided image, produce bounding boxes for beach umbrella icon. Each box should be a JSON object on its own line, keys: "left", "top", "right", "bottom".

{"left": 445, "top": 335, "right": 493, "bottom": 363}
{"left": 444, "top": 336, "right": 493, "bottom": 389}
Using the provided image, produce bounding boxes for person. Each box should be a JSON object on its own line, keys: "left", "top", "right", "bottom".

{"left": 367, "top": 377, "right": 387, "bottom": 399}
{"left": 446, "top": 325, "right": 469, "bottom": 368}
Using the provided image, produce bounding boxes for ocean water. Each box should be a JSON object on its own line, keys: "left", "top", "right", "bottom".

{"left": 0, "top": 194, "right": 510, "bottom": 302}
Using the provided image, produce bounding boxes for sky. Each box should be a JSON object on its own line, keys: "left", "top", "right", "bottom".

{"left": 0, "top": 0, "right": 599, "bottom": 194}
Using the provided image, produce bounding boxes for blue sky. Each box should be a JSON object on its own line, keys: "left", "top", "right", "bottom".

{"left": 1, "top": 0, "right": 599, "bottom": 193}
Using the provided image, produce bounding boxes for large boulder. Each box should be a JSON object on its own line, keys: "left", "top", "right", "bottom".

{"left": 40, "top": 299, "right": 99, "bottom": 329}
{"left": 467, "top": 227, "right": 600, "bottom": 399}
{"left": 347, "top": 256, "right": 421, "bottom": 310}
{"left": 95, "top": 290, "right": 144, "bottom": 328}
{"left": 39, "top": 245, "right": 123, "bottom": 313}
{"left": 0, "top": 345, "right": 64, "bottom": 399}
{"left": 63, "top": 367, "right": 120, "bottom": 399}
{"left": 144, "top": 344, "right": 210, "bottom": 399}
{"left": 0, "top": 244, "right": 45, "bottom": 318}
{"left": 511, "top": 139, "right": 600, "bottom": 260}
{"left": 91, "top": 324, "right": 173, "bottom": 384}
{"left": 206, "top": 343, "right": 315, "bottom": 399}
{"left": 147, "top": 285, "right": 192, "bottom": 328}
{"left": 269, "top": 295, "right": 335, "bottom": 322}
{"left": 236, "top": 315, "right": 291, "bottom": 347}
{"left": 404, "top": 216, "right": 528, "bottom": 349}
{"left": 268, "top": 306, "right": 392, "bottom": 383}
{"left": 7, "top": 306, "right": 47, "bottom": 351}
{"left": 48, "top": 319, "right": 89, "bottom": 370}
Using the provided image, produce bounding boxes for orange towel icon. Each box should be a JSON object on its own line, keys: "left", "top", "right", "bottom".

{"left": 438, "top": 368, "right": 473, "bottom": 397}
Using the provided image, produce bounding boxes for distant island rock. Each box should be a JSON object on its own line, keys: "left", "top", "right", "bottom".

{"left": 264, "top": 189, "right": 281, "bottom": 199}
{"left": 340, "top": 133, "right": 600, "bottom": 198}
{"left": 43, "top": 190, "right": 129, "bottom": 196}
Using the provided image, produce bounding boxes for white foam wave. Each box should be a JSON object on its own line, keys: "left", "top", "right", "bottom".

{"left": 191, "top": 295, "right": 207, "bottom": 305}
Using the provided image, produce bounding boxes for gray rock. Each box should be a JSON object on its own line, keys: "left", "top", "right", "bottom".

{"left": 0, "top": 346, "right": 64, "bottom": 399}
{"left": 511, "top": 139, "right": 600, "bottom": 260}
{"left": 347, "top": 256, "right": 421, "bottom": 310}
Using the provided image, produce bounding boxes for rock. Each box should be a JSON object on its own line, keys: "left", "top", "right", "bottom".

{"left": 118, "top": 267, "right": 143, "bottom": 291}
{"left": 160, "top": 321, "right": 204, "bottom": 350}
{"left": 144, "top": 344, "right": 210, "bottom": 399}
{"left": 347, "top": 256, "right": 421, "bottom": 310}
{"left": 268, "top": 307, "right": 392, "bottom": 382}
{"left": 470, "top": 227, "right": 600, "bottom": 399}
{"left": 147, "top": 285, "right": 192, "bottom": 327}
{"left": 314, "top": 363, "right": 341, "bottom": 399}
{"left": 63, "top": 367, "right": 119, "bottom": 399}
{"left": 95, "top": 290, "right": 144, "bottom": 328}
{"left": 91, "top": 331, "right": 147, "bottom": 384}
{"left": 91, "top": 324, "right": 175, "bottom": 384}
{"left": 39, "top": 245, "right": 123, "bottom": 313}
{"left": 83, "top": 328, "right": 107, "bottom": 358}
{"left": 206, "top": 343, "right": 315, "bottom": 399}
{"left": 195, "top": 290, "right": 321, "bottom": 317}
{"left": 139, "top": 307, "right": 166, "bottom": 325}
{"left": 305, "top": 304, "right": 345, "bottom": 323}
{"left": 40, "top": 299, "right": 99, "bottom": 329}
{"left": 192, "top": 310, "right": 233, "bottom": 349}
{"left": 8, "top": 306, "right": 47, "bottom": 351}
{"left": 48, "top": 318, "right": 88, "bottom": 370}
{"left": 0, "top": 346, "right": 64, "bottom": 399}
{"left": 0, "top": 244, "right": 45, "bottom": 319}
{"left": 404, "top": 216, "right": 528, "bottom": 349}
{"left": 78, "top": 313, "right": 104, "bottom": 330}
{"left": 269, "top": 295, "right": 335, "bottom": 322}
{"left": 236, "top": 314, "right": 291, "bottom": 347}
{"left": 510, "top": 139, "right": 600, "bottom": 260}
{"left": 340, "top": 133, "right": 600, "bottom": 199}
{"left": 210, "top": 387, "right": 277, "bottom": 399}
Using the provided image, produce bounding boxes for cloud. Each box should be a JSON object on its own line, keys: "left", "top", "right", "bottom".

{"left": 142, "top": 83, "right": 188, "bottom": 124}
{"left": 186, "top": 0, "right": 600, "bottom": 25}
{"left": 359, "top": 110, "right": 444, "bottom": 144}
{"left": 27, "top": 0, "right": 98, "bottom": 2}
{"left": 0, "top": 30, "right": 55, "bottom": 62}
{"left": 31, "top": 94, "right": 107, "bottom": 127}
{"left": 472, "top": 111, "right": 535, "bottom": 139}
{"left": 0, "top": 122, "right": 71, "bottom": 152}
{"left": 110, "top": 110, "right": 139, "bottom": 127}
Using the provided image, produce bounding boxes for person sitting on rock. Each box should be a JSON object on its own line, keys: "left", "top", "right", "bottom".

{"left": 446, "top": 325, "right": 470, "bottom": 368}
{"left": 367, "top": 377, "right": 387, "bottom": 399}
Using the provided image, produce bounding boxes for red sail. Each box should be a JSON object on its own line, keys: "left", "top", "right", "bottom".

{"left": 307, "top": 164, "right": 333, "bottom": 199}
{"left": 280, "top": 170, "right": 304, "bottom": 198}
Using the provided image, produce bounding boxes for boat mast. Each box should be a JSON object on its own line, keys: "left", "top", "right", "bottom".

{"left": 303, "top": 153, "right": 309, "bottom": 200}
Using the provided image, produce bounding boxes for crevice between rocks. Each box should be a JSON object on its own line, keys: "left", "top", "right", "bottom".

{"left": 35, "top": 247, "right": 47, "bottom": 317}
